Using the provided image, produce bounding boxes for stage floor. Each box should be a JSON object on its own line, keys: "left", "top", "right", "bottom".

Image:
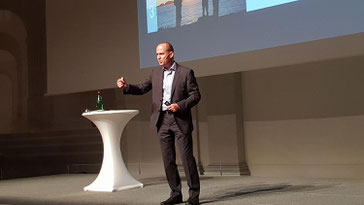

{"left": 0, "top": 174, "right": 363, "bottom": 204}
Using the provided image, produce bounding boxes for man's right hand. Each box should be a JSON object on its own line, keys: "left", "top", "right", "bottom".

{"left": 116, "top": 77, "right": 128, "bottom": 89}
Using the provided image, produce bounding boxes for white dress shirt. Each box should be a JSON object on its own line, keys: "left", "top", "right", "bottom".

{"left": 161, "top": 62, "right": 176, "bottom": 111}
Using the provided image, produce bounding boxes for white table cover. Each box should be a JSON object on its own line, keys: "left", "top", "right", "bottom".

{"left": 82, "top": 110, "right": 143, "bottom": 192}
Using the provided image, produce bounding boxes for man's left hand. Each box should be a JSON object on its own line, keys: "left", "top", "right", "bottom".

{"left": 168, "top": 103, "right": 179, "bottom": 112}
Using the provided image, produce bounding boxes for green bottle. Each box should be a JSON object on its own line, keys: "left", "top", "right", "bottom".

{"left": 96, "top": 91, "right": 104, "bottom": 110}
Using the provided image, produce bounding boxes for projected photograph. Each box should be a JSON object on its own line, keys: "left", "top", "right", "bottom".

{"left": 146, "top": 0, "right": 300, "bottom": 33}
{"left": 246, "top": 0, "right": 298, "bottom": 12}
{"left": 147, "top": 0, "right": 245, "bottom": 33}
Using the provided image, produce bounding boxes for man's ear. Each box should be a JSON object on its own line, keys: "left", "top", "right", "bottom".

{"left": 169, "top": 51, "right": 174, "bottom": 59}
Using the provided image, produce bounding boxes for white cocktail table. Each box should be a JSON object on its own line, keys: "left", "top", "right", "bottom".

{"left": 82, "top": 110, "right": 143, "bottom": 192}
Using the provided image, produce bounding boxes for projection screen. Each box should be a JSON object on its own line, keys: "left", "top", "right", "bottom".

{"left": 137, "top": 0, "right": 364, "bottom": 68}
{"left": 46, "top": 0, "right": 364, "bottom": 95}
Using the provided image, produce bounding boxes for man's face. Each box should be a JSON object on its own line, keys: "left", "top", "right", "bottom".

{"left": 156, "top": 44, "right": 174, "bottom": 67}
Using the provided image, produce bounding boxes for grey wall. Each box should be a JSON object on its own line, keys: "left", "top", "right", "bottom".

{"left": 243, "top": 55, "right": 364, "bottom": 178}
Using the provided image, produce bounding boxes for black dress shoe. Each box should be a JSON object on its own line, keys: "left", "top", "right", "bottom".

{"left": 185, "top": 197, "right": 199, "bottom": 205}
{"left": 160, "top": 195, "right": 183, "bottom": 205}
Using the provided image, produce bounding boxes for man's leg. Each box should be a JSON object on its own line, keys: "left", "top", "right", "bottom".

{"left": 171, "top": 121, "right": 200, "bottom": 201}
{"left": 158, "top": 113, "right": 182, "bottom": 198}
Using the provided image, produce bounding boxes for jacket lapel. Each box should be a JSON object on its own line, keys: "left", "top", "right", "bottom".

{"left": 155, "top": 67, "right": 163, "bottom": 100}
{"left": 171, "top": 63, "right": 181, "bottom": 98}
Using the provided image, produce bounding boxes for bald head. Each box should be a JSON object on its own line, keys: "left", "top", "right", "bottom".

{"left": 156, "top": 42, "right": 175, "bottom": 68}
{"left": 158, "top": 42, "right": 174, "bottom": 52}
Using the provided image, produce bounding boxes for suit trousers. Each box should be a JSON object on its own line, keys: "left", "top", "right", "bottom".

{"left": 158, "top": 111, "right": 200, "bottom": 200}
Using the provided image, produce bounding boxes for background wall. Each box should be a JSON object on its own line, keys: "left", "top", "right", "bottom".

{"left": 243, "top": 55, "right": 364, "bottom": 178}
{"left": 0, "top": 0, "right": 363, "bottom": 179}
{"left": 46, "top": 0, "right": 149, "bottom": 94}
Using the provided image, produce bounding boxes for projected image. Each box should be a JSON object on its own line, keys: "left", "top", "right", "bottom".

{"left": 146, "top": 0, "right": 300, "bottom": 33}
{"left": 147, "top": 0, "right": 244, "bottom": 33}
{"left": 246, "top": 0, "right": 298, "bottom": 12}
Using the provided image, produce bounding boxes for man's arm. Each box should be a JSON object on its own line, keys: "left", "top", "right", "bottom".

{"left": 176, "top": 69, "right": 201, "bottom": 112}
{"left": 117, "top": 75, "right": 152, "bottom": 95}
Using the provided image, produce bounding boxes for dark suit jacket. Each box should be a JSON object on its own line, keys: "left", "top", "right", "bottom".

{"left": 123, "top": 63, "right": 201, "bottom": 134}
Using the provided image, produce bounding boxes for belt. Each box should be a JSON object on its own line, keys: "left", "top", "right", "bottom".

{"left": 161, "top": 110, "right": 173, "bottom": 115}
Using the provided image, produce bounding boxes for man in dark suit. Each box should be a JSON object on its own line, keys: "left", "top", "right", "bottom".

{"left": 116, "top": 42, "right": 201, "bottom": 205}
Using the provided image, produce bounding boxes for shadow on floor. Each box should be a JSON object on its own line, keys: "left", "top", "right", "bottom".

{"left": 200, "top": 183, "right": 333, "bottom": 204}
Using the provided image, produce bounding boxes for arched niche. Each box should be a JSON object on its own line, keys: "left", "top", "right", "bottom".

{"left": 0, "top": 51, "right": 15, "bottom": 132}
{"left": 0, "top": 10, "right": 28, "bottom": 132}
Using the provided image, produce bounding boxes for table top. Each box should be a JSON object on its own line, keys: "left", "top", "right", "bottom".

{"left": 82, "top": 110, "right": 139, "bottom": 116}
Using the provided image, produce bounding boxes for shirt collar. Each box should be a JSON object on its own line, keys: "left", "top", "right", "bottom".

{"left": 163, "top": 62, "right": 176, "bottom": 71}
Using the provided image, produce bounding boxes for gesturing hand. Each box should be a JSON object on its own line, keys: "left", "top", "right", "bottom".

{"left": 116, "top": 77, "right": 128, "bottom": 89}
{"left": 167, "top": 103, "right": 179, "bottom": 112}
